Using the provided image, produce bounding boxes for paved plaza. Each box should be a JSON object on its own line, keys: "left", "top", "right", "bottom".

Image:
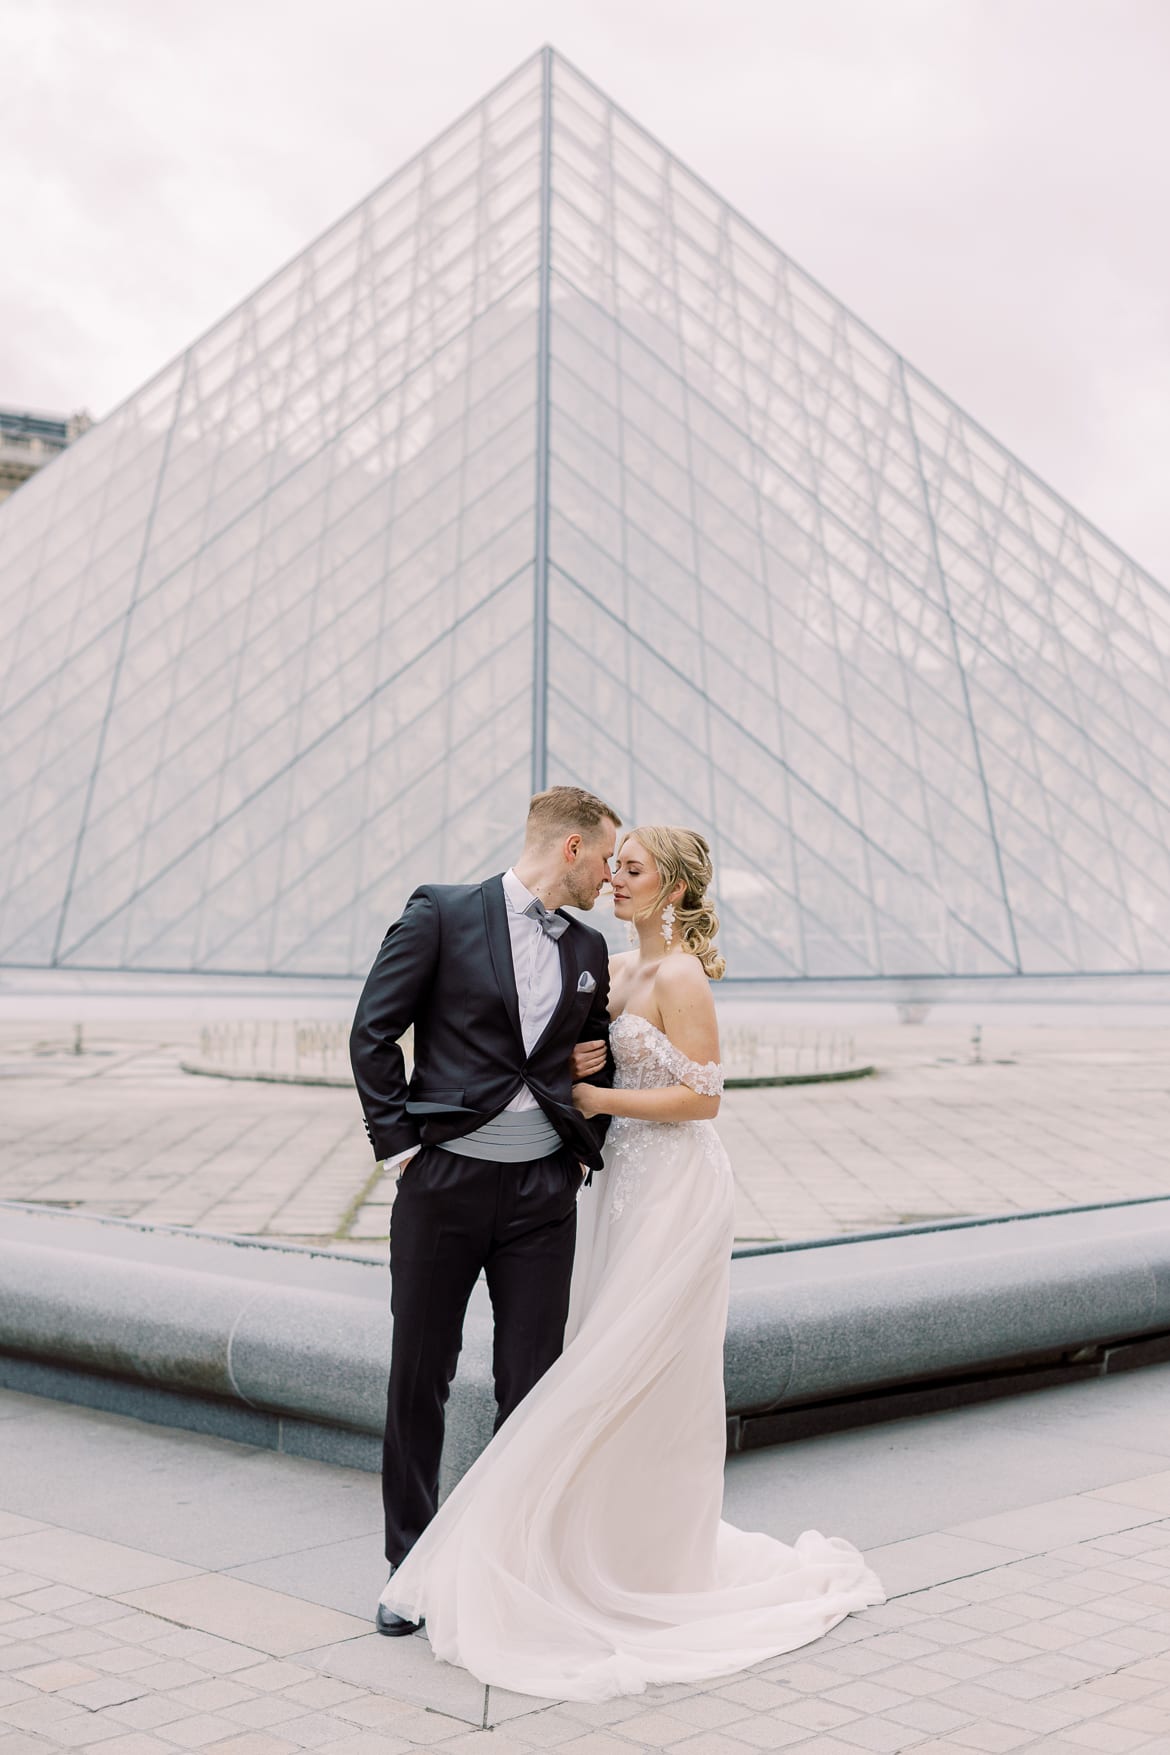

{"left": 1, "top": 1017, "right": 1168, "bottom": 1247}
{"left": 5, "top": 1365, "right": 1170, "bottom": 1753}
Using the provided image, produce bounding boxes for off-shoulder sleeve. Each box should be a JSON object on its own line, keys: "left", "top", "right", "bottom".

{"left": 678, "top": 1055, "right": 724, "bottom": 1097}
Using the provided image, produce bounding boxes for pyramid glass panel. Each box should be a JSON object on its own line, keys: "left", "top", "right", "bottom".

{"left": 2, "top": 48, "right": 1169, "bottom": 980}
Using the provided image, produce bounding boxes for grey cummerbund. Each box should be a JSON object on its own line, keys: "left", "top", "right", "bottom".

{"left": 436, "top": 1106, "right": 563, "bottom": 1163}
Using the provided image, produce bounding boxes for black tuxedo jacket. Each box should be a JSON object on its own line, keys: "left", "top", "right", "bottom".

{"left": 350, "top": 875, "right": 615, "bottom": 1173}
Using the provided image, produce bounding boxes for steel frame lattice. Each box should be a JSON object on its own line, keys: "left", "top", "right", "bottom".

{"left": 2, "top": 48, "right": 1170, "bottom": 981}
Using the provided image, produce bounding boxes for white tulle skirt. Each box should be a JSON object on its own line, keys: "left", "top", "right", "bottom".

{"left": 382, "top": 1116, "right": 884, "bottom": 1700}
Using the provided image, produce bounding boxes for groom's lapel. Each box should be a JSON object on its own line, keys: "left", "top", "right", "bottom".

{"left": 481, "top": 875, "right": 524, "bottom": 1051}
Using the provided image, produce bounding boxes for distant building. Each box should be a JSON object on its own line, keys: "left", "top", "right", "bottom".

{"left": 0, "top": 406, "right": 92, "bottom": 502}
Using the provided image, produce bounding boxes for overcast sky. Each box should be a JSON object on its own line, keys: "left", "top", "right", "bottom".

{"left": 2, "top": 0, "right": 1167, "bottom": 582}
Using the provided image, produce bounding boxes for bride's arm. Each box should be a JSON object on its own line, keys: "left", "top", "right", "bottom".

{"left": 572, "top": 957, "right": 721, "bottom": 1123}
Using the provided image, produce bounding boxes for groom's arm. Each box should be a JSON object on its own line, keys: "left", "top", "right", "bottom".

{"left": 349, "top": 887, "right": 439, "bottom": 1162}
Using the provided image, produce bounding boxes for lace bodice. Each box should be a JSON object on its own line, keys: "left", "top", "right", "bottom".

{"left": 605, "top": 1014, "right": 725, "bottom": 1220}
{"left": 610, "top": 1012, "right": 724, "bottom": 1097}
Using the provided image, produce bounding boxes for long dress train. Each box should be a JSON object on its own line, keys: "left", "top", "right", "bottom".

{"left": 381, "top": 1011, "right": 883, "bottom": 1700}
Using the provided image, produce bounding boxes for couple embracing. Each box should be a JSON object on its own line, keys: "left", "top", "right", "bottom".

{"left": 349, "top": 785, "right": 881, "bottom": 1703}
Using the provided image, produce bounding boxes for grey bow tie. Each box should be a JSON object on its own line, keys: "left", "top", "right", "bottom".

{"left": 524, "top": 897, "right": 569, "bottom": 941}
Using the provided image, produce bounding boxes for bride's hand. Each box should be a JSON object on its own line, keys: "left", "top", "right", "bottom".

{"left": 570, "top": 1038, "right": 606, "bottom": 1079}
{"left": 571, "top": 1081, "right": 605, "bottom": 1118}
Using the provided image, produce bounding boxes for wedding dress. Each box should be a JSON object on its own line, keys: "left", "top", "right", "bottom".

{"left": 381, "top": 1011, "right": 883, "bottom": 1700}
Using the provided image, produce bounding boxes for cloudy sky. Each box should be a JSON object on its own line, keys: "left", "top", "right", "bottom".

{"left": 2, "top": 0, "right": 1167, "bottom": 581}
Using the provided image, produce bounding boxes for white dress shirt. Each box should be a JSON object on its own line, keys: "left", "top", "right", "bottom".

{"left": 500, "top": 867, "right": 564, "bottom": 1110}
{"left": 382, "top": 869, "right": 564, "bottom": 1167}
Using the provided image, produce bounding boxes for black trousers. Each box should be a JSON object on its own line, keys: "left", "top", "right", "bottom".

{"left": 382, "top": 1140, "right": 580, "bottom": 1566}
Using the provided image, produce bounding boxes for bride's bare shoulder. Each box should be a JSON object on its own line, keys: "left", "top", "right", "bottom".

{"left": 654, "top": 951, "right": 711, "bottom": 999}
{"left": 653, "top": 953, "right": 719, "bottom": 1065}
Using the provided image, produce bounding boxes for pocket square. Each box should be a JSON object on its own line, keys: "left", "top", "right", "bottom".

{"left": 577, "top": 970, "right": 597, "bottom": 994}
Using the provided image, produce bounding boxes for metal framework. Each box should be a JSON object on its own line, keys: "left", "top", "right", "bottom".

{"left": 2, "top": 48, "right": 1170, "bottom": 981}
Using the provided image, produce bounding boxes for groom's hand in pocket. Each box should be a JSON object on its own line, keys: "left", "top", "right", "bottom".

{"left": 570, "top": 1038, "right": 606, "bottom": 1080}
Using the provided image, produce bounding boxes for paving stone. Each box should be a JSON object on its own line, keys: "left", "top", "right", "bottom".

{"left": 11, "top": 1587, "right": 91, "bottom": 1614}
{"left": 82, "top": 1737, "right": 177, "bottom": 1755}
{"left": 347, "top": 1707, "right": 466, "bottom": 1744}
{"left": 281, "top": 1679, "right": 364, "bottom": 1710}
{"left": 0, "top": 1693, "right": 88, "bottom": 1730}
{"left": 323, "top": 1642, "right": 494, "bottom": 1724}
{"left": 330, "top": 1695, "right": 418, "bottom": 1730}
{"left": 882, "top": 1699, "right": 972, "bottom": 1735}
{"left": 39, "top": 1628, "right": 122, "bottom": 1659}
{"left": 1056, "top": 1724, "right": 1152, "bottom": 1751}
{"left": 0, "top": 1534, "right": 196, "bottom": 1598}
{"left": 0, "top": 1617, "right": 70, "bottom": 1641}
{"left": 826, "top": 1719, "right": 931, "bottom": 1751}
{"left": 1089, "top": 1474, "right": 1170, "bottom": 1515}
{"left": 534, "top": 1738, "right": 632, "bottom": 1755}
{"left": 941, "top": 1727, "right": 1033, "bottom": 1751}
{"left": 778, "top": 1696, "right": 860, "bottom": 1729}
{"left": 307, "top": 1734, "right": 412, "bottom": 1755}
{"left": 714, "top": 1716, "right": 812, "bottom": 1749}
{"left": 505, "top": 1711, "right": 602, "bottom": 1746}
{"left": 266, "top": 1710, "right": 358, "bottom": 1748}
{"left": 655, "top": 1692, "right": 754, "bottom": 1728}
{"left": 62, "top": 1603, "right": 143, "bottom": 1629}
{"left": 236, "top": 1663, "right": 321, "bottom": 1694}
{"left": 441, "top": 1736, "right": 531, "bottom": 1755}
{"left": 117, "top": 1577, "right": 367, "bottom": 1658}
{"left": 11, "top": 1659, "right": 99, "bottom": 1692}
{"left": 222, "top": 1696, "right": 308, "bottom": 1730}
{"left": 767, "top": 1660, "right": 865, "bottom": 1692}
{"left": 197, "top": 1738, "right": 303, "bottom": 1755}
{"left": 869, "top": 1666, "right": 950, "bottom": 1699}
{"left": 716, "top": 1678, "right": 803, "bottom": 1710}
{"left": 914, "top": 1653, "right": 998, "bottom": 1683}
{"left": 557, "top": 1698, "right": 665, "bottom": 1729}
{"left": 1063, "top": 1640, "right": 1148, "bottom": 1669}
{"left": 127, "top": 1661, "right": 210, "bottom": 1691}
{"left": 1101, "top": 1699, "right": 1170, "bottom": 1733}
{"left": 157, "top": 1710, "right": 252, "bottom": 1747}
{"left": 61, "top": 1677, "right": 149, "bottom": 1711}
{"left": 743, "top": 1741, "right": 858, "bottom": 1755}
{"left": 987, "top": 1695, "right": 1095, "bottom": 1732}
{"left": 99, "top": 1696, "right": 190, "bottom": 1730}
{"left": 826, "top": 1684, "right": 915, "bottom": 1714}
{"left": 953, "top": 1640, "right": 1034, "bottom": 1668}
{"left": 949, "top": 1501, "right": 1161, "bottom": 1555}
{"left": 164, "top": 1678, "right": 257, "bottom": 1712}
{"left": 810, "top": 1649, "right": 900, "bottom": 1680}
{"left": 40, "top": 1717, "right": 130, "bottom": 1747}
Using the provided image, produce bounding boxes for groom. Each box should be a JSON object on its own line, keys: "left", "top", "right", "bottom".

{"left": 350, "top": 785, "right": 621, "bottom": 1633}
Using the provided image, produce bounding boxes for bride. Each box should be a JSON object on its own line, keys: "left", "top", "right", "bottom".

{"left": 380, "top": 826, "right": 883, "bottom": 1700}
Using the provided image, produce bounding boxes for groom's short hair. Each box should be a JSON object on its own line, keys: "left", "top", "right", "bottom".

{"left": 526, "top": 785, "right": 622, "bottom": 846}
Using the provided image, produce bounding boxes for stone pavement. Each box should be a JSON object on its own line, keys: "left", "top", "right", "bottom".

{"left": 6, "top": 1366, "right": 1170, "bottom": 1752}
{"left": 2, "top": 1019, "right": 1169, "bottom": 1248}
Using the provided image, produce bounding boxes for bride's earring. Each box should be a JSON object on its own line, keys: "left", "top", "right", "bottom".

{"left": 661, "top": 903, "right": 675, "bottom": 947}
{"left": 627, "top": 916, "right": 639, "bottom": 946}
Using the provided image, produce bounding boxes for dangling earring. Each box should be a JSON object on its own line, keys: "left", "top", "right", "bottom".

{"left": 627, "top": 916, "right": 639, "bottom": 946}
{"left": 661, "top": 903, "right": 675, "bottom": 947}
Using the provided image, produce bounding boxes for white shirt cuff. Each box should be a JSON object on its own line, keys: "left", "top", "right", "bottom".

{"left": 380, "top": 1148, "right": 417, "bottom": 1171}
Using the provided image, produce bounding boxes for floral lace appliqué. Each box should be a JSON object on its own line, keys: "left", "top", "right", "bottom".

{"left": 607, "top": 1014, "right": 724, "bottom": 1218}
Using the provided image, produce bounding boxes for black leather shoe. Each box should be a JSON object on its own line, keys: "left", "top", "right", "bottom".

{"left": 375, "top": 1600, "right": 422, "bottom": 1636}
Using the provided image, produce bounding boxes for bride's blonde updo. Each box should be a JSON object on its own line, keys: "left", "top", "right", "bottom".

{"left": 621, "top": 825, "right": 726, "bottom": 981}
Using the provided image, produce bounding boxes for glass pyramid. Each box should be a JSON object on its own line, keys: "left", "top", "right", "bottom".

{"left": 3, "top": 48, "right": 1170, "bottom": 982}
